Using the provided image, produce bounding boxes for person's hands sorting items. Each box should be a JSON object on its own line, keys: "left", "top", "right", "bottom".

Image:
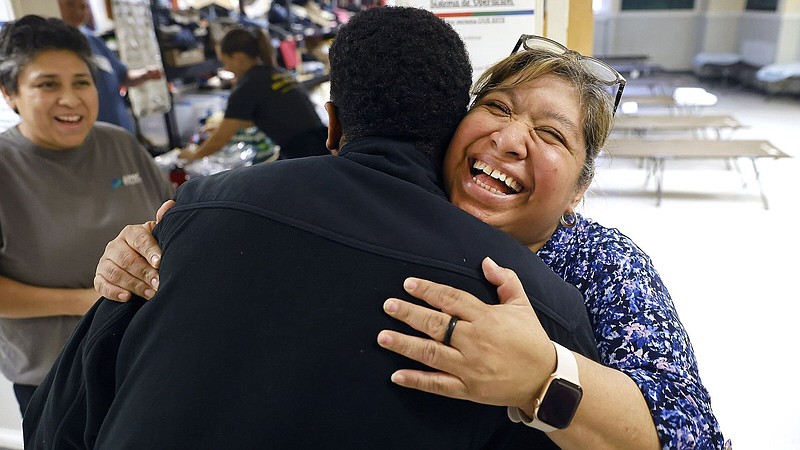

{"left": 178, "top": 143, "right": 200, "bottom": 161}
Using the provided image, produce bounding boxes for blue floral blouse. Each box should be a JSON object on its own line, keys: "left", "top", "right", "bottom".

{"left": 537, "top": 214, "right": 727, "bottom": 449}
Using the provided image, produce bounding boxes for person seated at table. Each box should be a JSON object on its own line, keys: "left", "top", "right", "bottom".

{"left": 90, "top": 34, "right": 727, "bottom": 449}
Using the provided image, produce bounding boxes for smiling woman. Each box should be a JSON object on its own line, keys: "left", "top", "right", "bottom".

{"left": 445, "top": 74, "right": 591, "bottom": 252}
{"left": 9, "top": 49, "right": 98, "bottom": 150}
{"left": 381, "top": 46, "right": 728, "bottom": 450}
{"left": 0, "top": 15, "right": 173, "bottom": 415}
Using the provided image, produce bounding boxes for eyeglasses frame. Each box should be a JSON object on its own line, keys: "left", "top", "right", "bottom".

{"left": 511, "top": 34, "right": 626, "bottom": 116}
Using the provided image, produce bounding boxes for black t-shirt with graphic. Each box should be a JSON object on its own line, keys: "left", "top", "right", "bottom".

{"left": 225, "top": 65, "right": 328, "bottom": 158}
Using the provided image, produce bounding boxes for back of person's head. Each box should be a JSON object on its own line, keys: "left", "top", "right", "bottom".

{"left": 220, "top": 27, "right": 276, "bottom": 68}
{"left": 0, "top": 15, "right": 93, "bottom": 95}
{"left": 472, "top": 48, "right": 614, "bottom": 189}
{"left": 328, "top": 7, "right": 472, "bottom": 167}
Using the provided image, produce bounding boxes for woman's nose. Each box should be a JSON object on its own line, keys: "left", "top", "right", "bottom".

{"left": 490, "top": 121, "right": 530, "bottom": 159}
{"left": 58, "top": 88, "right": 81, "bottom": 107}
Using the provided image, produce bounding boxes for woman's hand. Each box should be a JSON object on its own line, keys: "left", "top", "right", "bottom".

{"left": 93, "top": 200, "right": 174, "bottom": 301}
{"left": 377, "top": 257, "right": 556, "bottom": 412}
{"left": 378, "top": 257, "right": 662, "bottom": 450}
{"left": 178, "top": 144, "right": 199, "bottom": 162}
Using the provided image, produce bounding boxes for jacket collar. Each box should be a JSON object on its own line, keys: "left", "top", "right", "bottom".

{"left": 338, "top": 137, "right": 445, "bottom": 198}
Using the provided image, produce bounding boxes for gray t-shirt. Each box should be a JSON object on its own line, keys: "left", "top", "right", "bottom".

{"left": 0, "top": 123, "right": 173, "bottom": 385}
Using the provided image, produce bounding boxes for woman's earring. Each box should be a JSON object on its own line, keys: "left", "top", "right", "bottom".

{"left": 560, "top": 210, "right": 577, "bottom": 228}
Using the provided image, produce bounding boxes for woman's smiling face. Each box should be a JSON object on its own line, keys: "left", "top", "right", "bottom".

{"left": 443, "top": 73, "right": 588, "bottom": 251}
{"left": 4, "top": 49, "right": 98, "bottom": 150}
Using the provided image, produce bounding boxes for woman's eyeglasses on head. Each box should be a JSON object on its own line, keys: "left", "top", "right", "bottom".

{"left": 511, "top": 34, "right": 626, "bottom": 116}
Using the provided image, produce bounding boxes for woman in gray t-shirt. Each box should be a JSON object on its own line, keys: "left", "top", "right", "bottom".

{"left": 0, "top": 15, "right": 173, "bottom": 414}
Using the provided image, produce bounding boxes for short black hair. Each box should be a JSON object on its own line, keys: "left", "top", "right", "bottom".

{"left": 328, "top": 7, "right": 472, "bottom": 167}
{"left": 0, "top": 15, "right": 94, "bottom": 95}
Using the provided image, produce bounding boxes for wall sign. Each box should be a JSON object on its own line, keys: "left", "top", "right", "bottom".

{"left": 395, "top": 0, "right": 543, "bottom": 82}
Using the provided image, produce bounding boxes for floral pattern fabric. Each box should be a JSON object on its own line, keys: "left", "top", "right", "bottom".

{"left": 537, "top": 214, "right": 727, "bottom": 450}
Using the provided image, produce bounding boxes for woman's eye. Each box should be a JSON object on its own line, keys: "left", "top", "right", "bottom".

{"left": 535, "top": 127, "right": 566, "bottom": 144}
{"left": 484, "top": 100, "right": 511, "bottom": 115}
{"left": 75, "top": 80, "right": 93, "bottom": 88}
{"left": 37, "top": 82, "right": 58, "bottom": 90}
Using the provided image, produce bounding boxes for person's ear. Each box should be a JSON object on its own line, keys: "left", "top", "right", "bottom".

{"left": 559, "top": 186, "right": 586, "bottom": 229}
{"left": 1, "top": 86, "right": 18, "bottom": 114}
{"left": 325, "top": 101, "right": 343, "bottom": 155}
{"left": 567, "top": 185, "right": 588, "bottom": 211}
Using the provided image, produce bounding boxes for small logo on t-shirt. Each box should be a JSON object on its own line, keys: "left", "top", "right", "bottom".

{"left": 271, "top": 73, "right": 299, "bottom": 94}
{"left": 111, "top": 172, "right": 143, "bottom": 189}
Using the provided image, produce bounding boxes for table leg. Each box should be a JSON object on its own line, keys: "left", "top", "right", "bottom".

{"left": 655, "top": 158, "right": 665, "bottom": 207}
{"left": 750, "top": 158, "right": 769, "bottom": 210}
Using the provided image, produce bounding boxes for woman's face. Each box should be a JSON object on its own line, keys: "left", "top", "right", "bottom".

{"left": 58, "top": 0, "right": 89, "bottom": 28}
{"left": 443, "top": 73, "right": 587, "bottom": 251}
{"left": 3, "top": 49, "right": 98, "bottom": 150}
{"left": 218, "top": 51, "right": 249, "bottom": 79}
{"left": 218, "top": 51, "right": 236, "bottom": 76}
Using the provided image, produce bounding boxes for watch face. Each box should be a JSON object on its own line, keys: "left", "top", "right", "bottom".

{"left": 536, "top": 378, "right": 583, "bottom": 429}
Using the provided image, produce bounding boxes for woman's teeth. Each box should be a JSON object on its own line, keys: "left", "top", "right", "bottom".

{"left": 472, "top": 160, "right": 522, "bottom": 193}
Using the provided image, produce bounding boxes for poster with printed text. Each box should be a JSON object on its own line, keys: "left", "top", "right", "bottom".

{"left": 394, "top": 0, "right": 543, "bottom": 82}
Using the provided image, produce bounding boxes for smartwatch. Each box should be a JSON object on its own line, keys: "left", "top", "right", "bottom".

{"left": 507, "top": 341, "right": 583, "bottom": 432}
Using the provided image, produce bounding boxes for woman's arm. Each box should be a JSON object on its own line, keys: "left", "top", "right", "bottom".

{"left": 0, "top": 275, "right": 97, "bottom": 318}
{"left": 377, "top": 257, "right": 659, "bottom": 450}
{"left": 579, "top": 245, "right": 726, "bottom": 450}
{"left": 179, "top": 117, "right": 251, "bottom": 161}
{"left": 124, "top": 67, "right": 162, "bottom": 88}
{"left": 552, "top": 355, "right": 659, "bottom": 449}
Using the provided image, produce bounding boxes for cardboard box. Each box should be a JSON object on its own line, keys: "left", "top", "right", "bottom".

{"left": 164, "top": 47, "right": 206, "bottom": 67}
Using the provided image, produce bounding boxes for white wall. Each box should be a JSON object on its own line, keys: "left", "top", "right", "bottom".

{"left": 0, "top": 0, "right": 113, "bottom": 31}
{"left": 775, "top": 12, "right": 800, "bottom": 63}
{"left": 602, "top": 10, "right": 703, "bottom": 70}
{"left": 5, "top": 0, "right": 58, "bottom": 17}
{"left": 0, "top": 2, "right": 13, "bottom": 20}
{"left": 700, "top": 11, "right": 741, "bottom": 54}
{"left": 0, "top": 377, "right": 23, "bottom": 450}
{"left": 738, "top": 12, "right": 781, "bottom": 66}
{"left": 594, "top": 0, "right": 800, "bottom": 70}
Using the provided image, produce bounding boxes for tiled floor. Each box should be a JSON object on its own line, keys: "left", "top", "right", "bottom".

{"left": 1, "top": 75, "right": 797, "bottom": 449}
{"left": 585, "top": 74, "right": 800, "bottom": 449}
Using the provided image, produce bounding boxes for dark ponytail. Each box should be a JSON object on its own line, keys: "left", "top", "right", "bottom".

{"left": 219, "top": 26, "right": 275, "bottom": 68}
{"left": 253, "top": 28, "right": 276, "bottom": 68}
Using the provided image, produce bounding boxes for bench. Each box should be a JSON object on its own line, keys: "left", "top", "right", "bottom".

{"left": 602, "top": 138, "right": 790, "bottom": 209}
{"left": 620, "top": 87, "right": 719, "bottom": 114}
{"left": 596, "top": 54, "right": 660, "bottom": 79}
{"left": 612, "top": 114, "right": 743, "bottom": 139}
